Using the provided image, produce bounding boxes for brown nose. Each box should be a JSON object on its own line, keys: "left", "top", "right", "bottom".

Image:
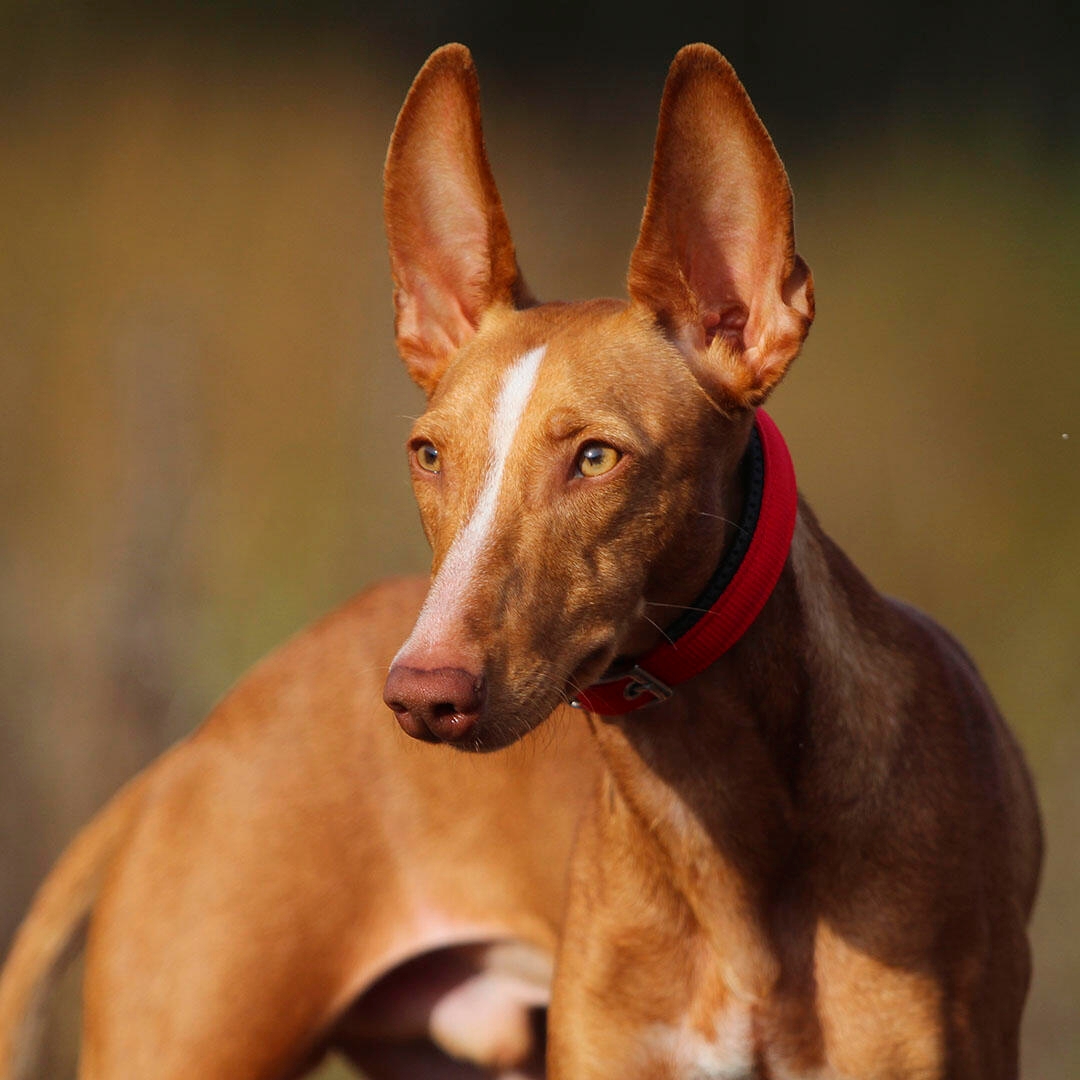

{"left": 383, "top": 665, "right": 485, "bottom": 743}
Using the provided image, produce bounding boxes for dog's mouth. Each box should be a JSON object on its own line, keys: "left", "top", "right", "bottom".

{"left": 564, "top": 643, "right": 617, "bottom": 707}
{"left": 386, "top": 640, "right": 619, "bottom": 753}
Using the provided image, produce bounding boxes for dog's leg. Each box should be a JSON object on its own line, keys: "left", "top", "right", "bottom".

{"left": 77, "top": 737, "right": 400, "bottom": 1078}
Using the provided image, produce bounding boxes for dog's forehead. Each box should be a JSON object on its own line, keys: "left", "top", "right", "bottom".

{"left": 433, "top": 299, "right": 688, "bottom": 415}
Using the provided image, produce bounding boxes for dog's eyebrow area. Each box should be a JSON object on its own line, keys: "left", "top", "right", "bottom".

{"left": 541, "top": 406, "right": 648, "bottom": 453}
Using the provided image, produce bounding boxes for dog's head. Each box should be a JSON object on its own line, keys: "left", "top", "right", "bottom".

{"left": 382, "top": 44, "right": 813, "bottom": 750}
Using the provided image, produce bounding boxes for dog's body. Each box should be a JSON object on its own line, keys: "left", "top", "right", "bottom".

{"left": 1, "top": 42, "right": 1040, "bottom": 1080}
{"left": 548, "top": 519, "right": 1041, "bottom": 1078}
{"left": 1, "top": 578, "right": 600, "bottom": 1079}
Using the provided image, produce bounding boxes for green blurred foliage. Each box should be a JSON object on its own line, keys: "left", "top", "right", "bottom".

{"left": 0, "top": 17, "right": 1075, "bottom": 1078}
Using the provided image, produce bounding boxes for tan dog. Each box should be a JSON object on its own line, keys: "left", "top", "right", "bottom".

{"left": 381, "top": 43, "right": 1042, "bottom": 1080}
{"left": 1, "top": 42, "right": 1040, "bottom": 1080}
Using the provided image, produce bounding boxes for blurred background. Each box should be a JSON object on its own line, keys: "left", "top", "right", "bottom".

{"left": 0, "top": 1, "right": 1076, "bottom": 1075}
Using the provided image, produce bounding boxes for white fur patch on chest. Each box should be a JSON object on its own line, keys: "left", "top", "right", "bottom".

{"left": 642, "top": 1006, "right": 755, "bottom": 1079}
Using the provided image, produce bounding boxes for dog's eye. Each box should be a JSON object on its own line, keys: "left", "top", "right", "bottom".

{"left": 576, "top": 443, "right": 621, "bottom": 478}
{"left": 414, "top": 442, "right": 441, "bottom": 474}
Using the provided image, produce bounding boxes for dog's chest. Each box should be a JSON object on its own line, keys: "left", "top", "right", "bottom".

{"left": 643, "top": 1006, "right": 757, "bottom": 1079}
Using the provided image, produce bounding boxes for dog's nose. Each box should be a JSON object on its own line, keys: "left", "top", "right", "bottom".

{"left": 384, "top": 665, "right": 485, "bottom": 743}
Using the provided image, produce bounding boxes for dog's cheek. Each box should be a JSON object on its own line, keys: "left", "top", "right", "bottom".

{"left": 407, "top": 480, "right": 440, "bottom": 551}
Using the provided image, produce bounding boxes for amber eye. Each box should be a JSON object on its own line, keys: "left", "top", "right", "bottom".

{"left": 414, "top": 442, "right": 441, "bottom": 474}
{"left": 576, "top": 443, "right": 621, "bottom": 478}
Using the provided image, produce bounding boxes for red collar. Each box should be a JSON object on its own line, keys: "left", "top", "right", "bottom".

{"left": 571, "top": 409, "right": 798, "bottom": 715}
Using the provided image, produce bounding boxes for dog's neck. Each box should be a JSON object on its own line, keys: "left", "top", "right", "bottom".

{"left": 584, "top": 508, "right": 909, "bottom": 999}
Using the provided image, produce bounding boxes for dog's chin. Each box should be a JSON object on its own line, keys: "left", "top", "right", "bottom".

{"left": 442, "top": 724, "right": 521, "bottom": 754}
{"left": 448, "top": 725, "right": 526, "bottom": 754}
{"left": 568, "top": 642, "right": 618, "bottom": 699}
{"left": 445, "top": 647, "right": 617, "bottom": 754}
{"left": 448, "top": 690, "right": 568, "bottom": 754}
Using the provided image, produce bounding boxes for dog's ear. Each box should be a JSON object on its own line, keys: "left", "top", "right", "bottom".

{"left": 628, "top": 44, "right": 814, "bottom": 409}
{"left": 384, "top": 44, "right": 530, "bottom": 395}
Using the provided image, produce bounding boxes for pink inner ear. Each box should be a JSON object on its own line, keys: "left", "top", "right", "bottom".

{"left": 395, "top": 188, "right": 497, "bottom": 350}
{"left": 384, "top": 45, "right": 522, "bottom": 392}
{"left": 394, "top": 270, "right": 476, "bottom": 372}
{"left": 628, "top": 45, "right": 814, "bottom": 406}
{"left": 703, "top": 307, "right": 749, "bottom": 350}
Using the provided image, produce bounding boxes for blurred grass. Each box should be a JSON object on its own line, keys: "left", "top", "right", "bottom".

{"left": 0, "top": 44, "right": 1076, "bottom": 1078}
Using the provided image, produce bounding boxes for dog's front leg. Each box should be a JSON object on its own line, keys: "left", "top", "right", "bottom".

{"left": 547, "top": 784, "right": 768, "bottom": 1080}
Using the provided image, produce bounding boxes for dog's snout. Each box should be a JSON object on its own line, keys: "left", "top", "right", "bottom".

{"left": 384, "top": 665, "right": 485, "bottom": 743}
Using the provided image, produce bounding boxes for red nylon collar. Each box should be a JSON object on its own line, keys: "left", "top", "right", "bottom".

{"left": 572, "top": 409, "right": 797, "bottom": 715}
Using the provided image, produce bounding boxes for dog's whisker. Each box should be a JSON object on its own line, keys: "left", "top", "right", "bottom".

{"left": 643, "top": 600, "right": 714, "bottom": 615}
{"left": 641, "top": 614, "right": 676, "bottom": 646}
{"left": 697, "top": 510, "right": 748, "bottom": 533}
{"left": 532, "top": 669, "right": 577, "bottom": 708}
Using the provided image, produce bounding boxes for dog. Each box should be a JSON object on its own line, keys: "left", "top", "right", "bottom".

{"left": 0, "top": 42, "right": 1041, "bottom": 1080}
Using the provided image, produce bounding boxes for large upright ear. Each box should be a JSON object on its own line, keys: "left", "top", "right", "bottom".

{"left": 384, "top": 44, "right": 530, "bottom": 395}
{"left": 628, "top": 44, "right": 814, "bottom": 409}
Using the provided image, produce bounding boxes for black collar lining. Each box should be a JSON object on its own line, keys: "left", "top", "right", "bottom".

{"left": 662, "top": 424, "right": 765, "bottom": 642}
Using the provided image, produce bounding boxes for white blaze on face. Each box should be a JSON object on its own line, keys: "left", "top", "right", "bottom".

{"left": 397, "top": 345, "right": 546, "bottom": 658}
